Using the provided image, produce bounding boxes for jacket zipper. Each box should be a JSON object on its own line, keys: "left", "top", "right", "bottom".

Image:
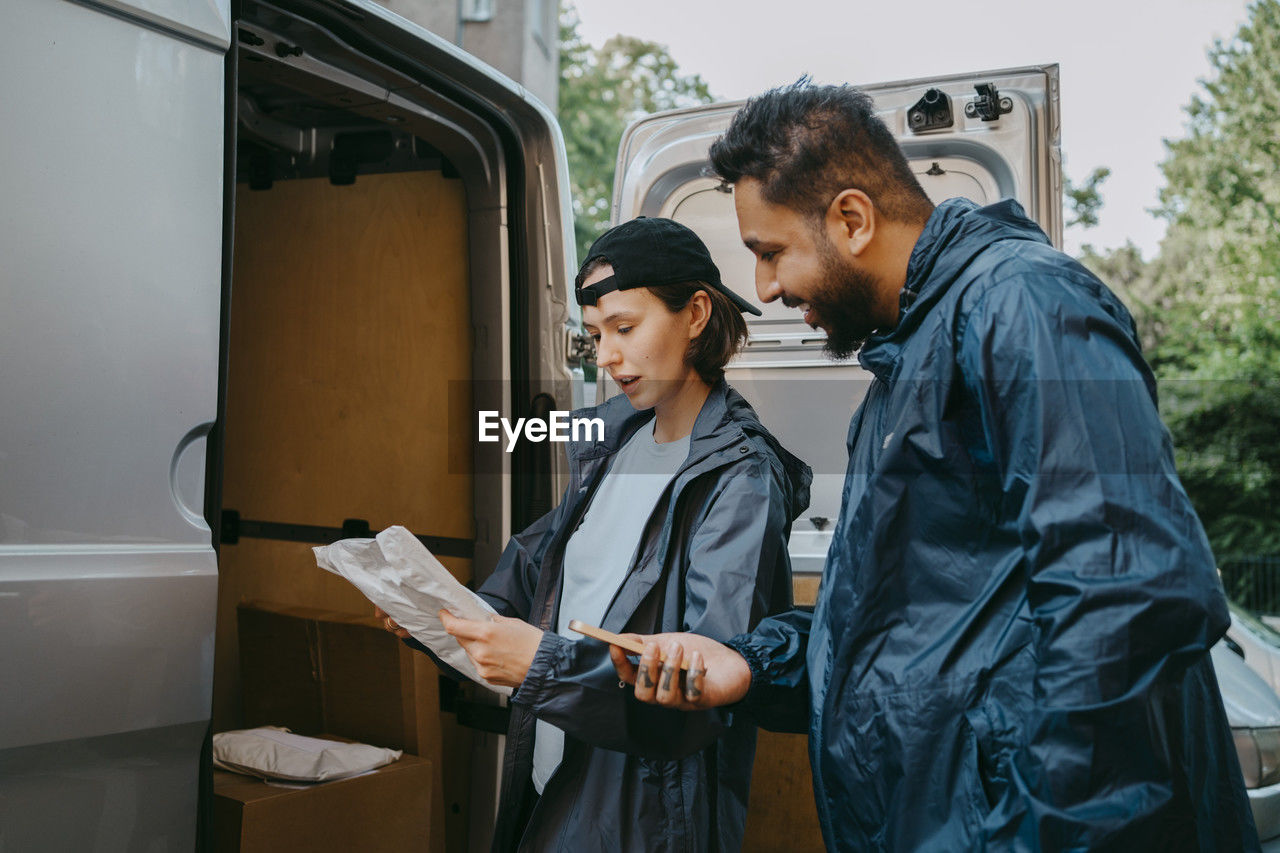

{"left": 598, "top": 430, "right": 749, "bottom": 623}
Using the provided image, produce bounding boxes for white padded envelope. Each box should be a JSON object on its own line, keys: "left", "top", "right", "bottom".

{"left": 314, "top": 525, "right": 511, "bottom": 696}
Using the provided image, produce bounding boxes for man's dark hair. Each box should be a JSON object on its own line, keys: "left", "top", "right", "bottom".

{"left": 578, "top": 258, "right": 747, "bottom": 386}
{"left": 709, "top": 79, "right": 934, "bottom": 225}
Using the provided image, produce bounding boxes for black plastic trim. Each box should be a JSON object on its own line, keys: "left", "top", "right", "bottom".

{"left": 455, "top": 700, "right": 512, "bottom": 734}
{"left": 196, "top": 23, "right": 239, "bottom": 852}
{"left": 221, "top": 510, "right": 475, "bottom": 559}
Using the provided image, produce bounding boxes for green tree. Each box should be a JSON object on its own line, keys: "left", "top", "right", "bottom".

{"left": 1077, "top": 240, "right": 1160, "bottom": 352}
{"left": 1148, "top": 0, "right": 1280, "bottom": 558}
{"left": 558, "top": 3, "right": 715, "bottom": 265}
{"left": 1064, "top": 166, "right": 1112, "bottom": 229}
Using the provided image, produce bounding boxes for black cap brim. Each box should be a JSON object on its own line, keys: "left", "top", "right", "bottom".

{"left": 720, "top": 285, "right": 763, "bottom": 316}
{"left": 575, "top": 274, "right": 762, "bottom": 316}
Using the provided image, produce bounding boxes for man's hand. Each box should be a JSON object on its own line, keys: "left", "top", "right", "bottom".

{"left": 610, "top": 632, "right": 752, "bottom": 710}
{"left": 440, "top": 610, "right": 544, "bottom": 688}
{"left": 374, "top": 606, "right": 411, "bottom": 639}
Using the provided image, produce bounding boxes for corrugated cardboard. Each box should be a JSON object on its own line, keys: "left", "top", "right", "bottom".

{"left": 235, "top": 600, "right": 473, "bottom": 852}
{"left": 212, "top": 754, "right": 432, "bottom": 852}
{"left": 236, "top": 606, "right": 326, "bottom": 737}
{"left": 237, "top": 601, "right": 427, "bottom": 753}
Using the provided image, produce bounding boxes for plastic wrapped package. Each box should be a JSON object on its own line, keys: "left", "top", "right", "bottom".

{"left": 313, "top": 525, "right": 512, "bottom": 696}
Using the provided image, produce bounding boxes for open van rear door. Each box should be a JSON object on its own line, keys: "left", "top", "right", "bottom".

{"left": 611, "top": 65, "right": 1062, "bottom": 592}
{"left": 217, "top": 3, "right": 577, "bottom": 849}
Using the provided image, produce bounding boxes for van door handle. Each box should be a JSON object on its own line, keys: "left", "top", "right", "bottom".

{"left": 170, "top": 422, "right": 213, "bottom": 528}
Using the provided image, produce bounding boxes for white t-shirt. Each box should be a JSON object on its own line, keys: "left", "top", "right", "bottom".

{"left": 530, "top": 418, "right": 690, "bottom": 794}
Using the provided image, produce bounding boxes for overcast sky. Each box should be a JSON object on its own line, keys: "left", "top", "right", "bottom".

{"left": 571, "top": 0, "right": 1251, "bottom": 259}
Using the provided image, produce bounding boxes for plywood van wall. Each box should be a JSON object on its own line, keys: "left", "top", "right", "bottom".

{"left": 744, "top": 731, "right": 825, "bottom": 851}
{"left": 215, "top": 171, "right": 474, "bottom": 852}
{"left": 741, "top": 571, "right": 826, "bottom": 851}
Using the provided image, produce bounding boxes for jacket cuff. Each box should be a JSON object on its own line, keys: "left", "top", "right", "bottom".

{"left": 725, "top": 632, "right": 767, "bottom": 706}
{"left": 510, "top": 630, "right": 569, "bottom": 705}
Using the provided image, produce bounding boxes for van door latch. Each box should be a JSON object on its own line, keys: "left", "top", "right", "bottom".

{"left": 965, "top": 83, "right": 1013, "bottom": 122}
{"left": 566, "top": 329, "right": 596, "bottom": 365}
{"left": 908, "top": 88, "right": 953, "bottom": 133}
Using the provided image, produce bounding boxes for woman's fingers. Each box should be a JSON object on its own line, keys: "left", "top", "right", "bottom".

{"left": 439, "top": 609, "right": 486, "bottom": 640}
{"left": 374, "top": 606, "right": 411, "bottom": 638}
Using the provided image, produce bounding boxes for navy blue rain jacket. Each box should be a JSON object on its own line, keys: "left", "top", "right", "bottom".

{"left": 728, "top": 198, "right": 1256, "bottom": 850}
{"left": 427, "top": 381, "right": 811, "bottom": 852}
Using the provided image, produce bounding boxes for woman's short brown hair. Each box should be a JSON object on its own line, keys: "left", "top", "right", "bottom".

{"left": 578, "top": 257, "right": 748, "bottom": 385}
{"left": 647, "top": 281, "right": 748, "bottom": 385}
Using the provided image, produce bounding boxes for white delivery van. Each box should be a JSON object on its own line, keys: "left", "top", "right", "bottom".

{"left": 14, "top": 4, "right": 1252, "bottom": 849}
{"left": 1, "top": 0, "right": 577, "bottom": 849}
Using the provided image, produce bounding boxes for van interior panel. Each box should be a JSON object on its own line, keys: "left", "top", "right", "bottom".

{"left": 216, "top": 168, "right": 474, "bottom": 852}
{"left": 744, "top": 732, "right": 825, "bottom": 852}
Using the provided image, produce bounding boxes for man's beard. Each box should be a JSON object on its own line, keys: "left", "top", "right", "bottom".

{"left": 810, "top": 237, "right": 883, "bottom": 360}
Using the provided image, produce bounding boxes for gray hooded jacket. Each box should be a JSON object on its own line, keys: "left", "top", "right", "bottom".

{"left": 476, "top": 381, "right": 811, "bottom": 852}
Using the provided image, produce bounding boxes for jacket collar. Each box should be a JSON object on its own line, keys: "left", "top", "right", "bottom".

{"left": 567, "top": 378, "right": 738, "bottom": 464}
{"left": 567, "top": 377, "right": 810, "bottom": 514}
{"left": 857, "top": 197, "right": 1049, "bottom": 379}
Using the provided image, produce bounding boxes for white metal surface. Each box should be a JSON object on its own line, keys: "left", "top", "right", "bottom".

{"left": 0, "top": 0, "right": 227, "bottom": 847}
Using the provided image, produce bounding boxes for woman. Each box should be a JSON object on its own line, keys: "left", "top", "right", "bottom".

{"left": 383, "top": 217, "right": 810, "bottom": 852}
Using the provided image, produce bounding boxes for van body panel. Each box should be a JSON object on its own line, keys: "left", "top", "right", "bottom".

{"left": 0, "top": 0, "right": 227, "bottom": 847}
{"left": 0, "top": 549, "right": 218, "bottom": 749}
{"left": 1, "top": 0, "right": 226, "bottom": 548}
{"left": 3, "top": 0, "right": 568, "bottom": 846}
{"left": 0, "top": 720, "right": 212, "bottom": 850}
{"left": 79, "top": 0, "right": 231, "bottom": 49}
{"left": 614, "top": 65, "right": 1062, "bottom": 250}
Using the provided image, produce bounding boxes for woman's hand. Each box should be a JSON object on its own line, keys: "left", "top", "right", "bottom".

{"left": 440, "top": 610, "right": 545, "bottom": 688}
{"left": 374, "top": 606, "right": 411, "bottom": 639}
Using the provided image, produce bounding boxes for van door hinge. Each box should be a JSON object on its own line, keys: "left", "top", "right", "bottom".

{"left": 965, "top": 83, "right": 1013, "bottom": 122}
{"left": 908, "top": 88, "right": 953, "bottom": 133}
{"left": 566, "top": 328, "right": 596, "bottom": 365}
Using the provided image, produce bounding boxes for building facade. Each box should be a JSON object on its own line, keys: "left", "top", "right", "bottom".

{"left": 376, "top": 0, "right": 559, "bottom": 109}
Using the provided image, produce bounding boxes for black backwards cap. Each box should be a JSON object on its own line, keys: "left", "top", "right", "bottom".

{"left": 574, "top": 217, "right": 763, "bottom": 316}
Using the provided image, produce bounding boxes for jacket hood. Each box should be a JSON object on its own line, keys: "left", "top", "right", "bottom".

{"left": 859, "top": 197, "right": 1050, "bottom": 378}
{"left": 712, "top": 382, "right": 812, "bottom": 522}
{"left": 568, "top": 381, "right": 812, "bottom": 522}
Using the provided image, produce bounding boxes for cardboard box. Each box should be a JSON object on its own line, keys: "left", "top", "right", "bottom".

{"left": 236, "top": 604, "right": 326, "bottom": 736}
{"left": 237, "top": 601, "right": 426, "bottom": 752}
{"left": 236, "top": 600, "right": 474, "bottom": 852}
{"left": 213, "top": 754, "right": 433, "bottom": 852}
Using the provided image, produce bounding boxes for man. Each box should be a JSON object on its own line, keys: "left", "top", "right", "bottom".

{"left": 610, "top": 81, "right": 1256, "bottom": 850}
